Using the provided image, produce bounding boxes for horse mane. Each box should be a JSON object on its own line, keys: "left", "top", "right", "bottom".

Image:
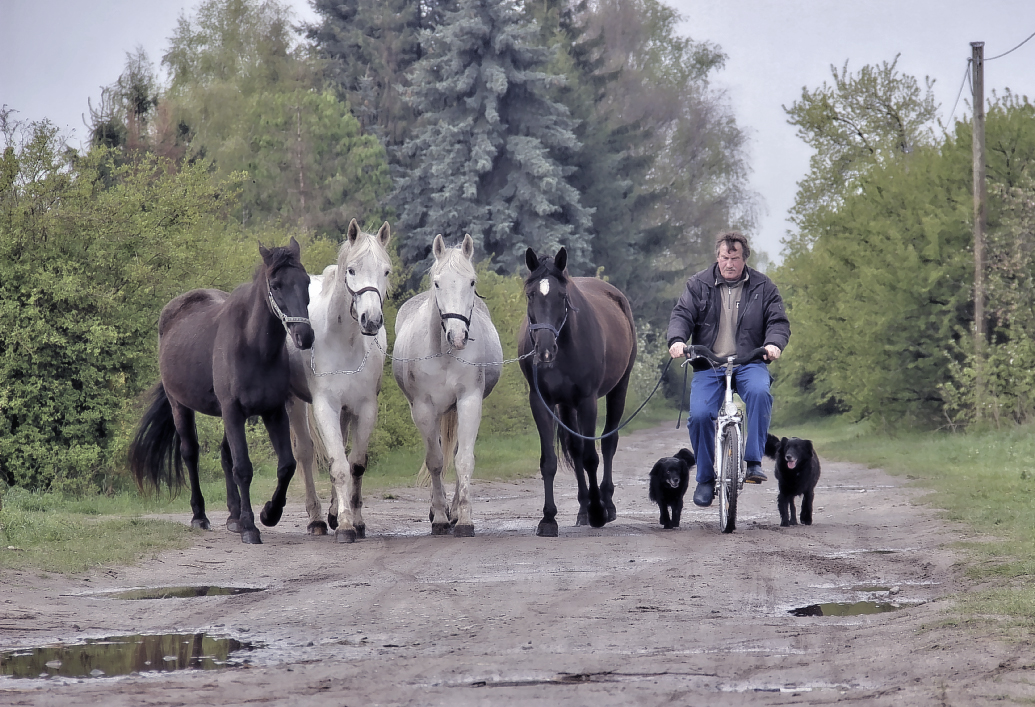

{"left": 337, "top": 229, "right": 389, "bottom": 270}
{"left": 252, "top": 243, "right": 302, "bottom": 281}
{"left": 430, "top": 244, "right": 477, "bottom": 280}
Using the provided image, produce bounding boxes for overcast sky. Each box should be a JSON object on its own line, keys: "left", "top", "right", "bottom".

{"left": 2, "top": 0, "right": 1034, "bottom": 261}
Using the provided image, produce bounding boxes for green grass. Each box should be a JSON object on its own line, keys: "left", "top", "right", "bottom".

{"left": 771, "top": 416, "right": 1035, "bottom": 633}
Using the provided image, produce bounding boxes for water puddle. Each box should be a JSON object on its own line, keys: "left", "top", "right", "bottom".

{"left": 789, "top": 602, "right": 901, "bottom": 617}
{"left": 0, "top": 633, "right": 259, "bottom": 679}
{"left": 98, "top": 585, "right": 265, "bottom": 600}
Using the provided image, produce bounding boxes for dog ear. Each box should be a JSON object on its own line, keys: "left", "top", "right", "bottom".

{"left": 675, "top": 448, "right": 695, "bottom": 467}
{"left": 649, "top": 460, "right": 664, "bottom": 477}
{"left": 803, "top": 439, "right": 815, "bottom": 457}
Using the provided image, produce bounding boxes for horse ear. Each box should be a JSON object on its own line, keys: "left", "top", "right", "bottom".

{"left": 347, "top": 219, "right": 360, "bottom": 244}
{"left": 287, "top": 236, "right": 301, "bottom": 258}
{"left": 555, "top": 247, "right": 567, "bottom": 273}
{"left": 461, "top": 234, "right": 474, "bottom": 260}
{"left": 377, "top": 221, "right": 391, "bottom": 247}
{"left": 433, "top": 234, "right": 446, "bottom": 259}
{"left": 259, "top": 241, "right": 271, "bottom": 263}
{"left": 525, "top": 248, "right": 539, "bottom": 272}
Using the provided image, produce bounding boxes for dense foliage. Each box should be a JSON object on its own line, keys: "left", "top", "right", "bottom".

{"left": 773, "top": 75, "right": 1035, "bottom": 429}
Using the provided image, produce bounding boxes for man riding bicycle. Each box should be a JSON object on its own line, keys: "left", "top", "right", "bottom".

{"left": 667, "top": 232, "right": 790, "bottom": 508}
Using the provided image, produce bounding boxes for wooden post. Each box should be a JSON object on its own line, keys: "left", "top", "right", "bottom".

{"left": 972, "top": 41, "right": 986, "bottom": 416}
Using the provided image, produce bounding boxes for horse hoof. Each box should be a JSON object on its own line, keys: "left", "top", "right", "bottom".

{"left": 575, "top": 512, "right": 589, "bottom": 526}
{"left": 335, "top": 528, "right": 357, "bottom": 544}
{"left": 536, "top": 520, "right": 558, "bottom": 537}
{"left": 588, "top": 510, "right": 607, "bottom": 528}
{"left": 454, "top": 524, "right": 474, "bottom": 538}
{"left": 327, "top": 513, "right": 339, "bottom": 530}
{"left": 191, "top": 518, "right": 211, "bottom": 530}
{"left": 431, "top": 522, "right": 451, "bottom": 536}
{"left": 260, "top": 501, "right": 283, "bottom": 527}
{"left": 606, "top": 508, "right": 617, "bottom": 523}
{"left": 241, "top": 530, "right": 262, "bottom": 544}
{"left": 307, "top": 521, "right": 328, "bottom": 536}
{"left": 355, "top": 524, "right": 366, "bottom": 539}
{"left": 226, "top": 518, "right": 241, "bottom": 533}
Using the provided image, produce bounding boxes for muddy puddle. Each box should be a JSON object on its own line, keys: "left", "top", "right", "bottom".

{"left": 95, "top": 585, "right": 266, "bottom": 600}
{"left": 788, "top": 602, "right": 902, "bottom": 617}
{"left": 0, "top": 633, "right": 259, "bottom": 680}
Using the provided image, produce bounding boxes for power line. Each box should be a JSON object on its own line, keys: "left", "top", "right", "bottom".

{"left": 986, "top": 29, "right": 1035, "bottom": 61}
{"left": 948, "top": 59, "right": 971, "bottom": 122}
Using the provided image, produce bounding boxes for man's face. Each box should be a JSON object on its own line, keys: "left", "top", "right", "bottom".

{"left": 717, "top": 242, "right": 745, "bottom": 281}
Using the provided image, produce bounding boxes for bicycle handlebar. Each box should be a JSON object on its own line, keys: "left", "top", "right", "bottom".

{"left": 684, "top": 345, "right": 769, "bottom": 366}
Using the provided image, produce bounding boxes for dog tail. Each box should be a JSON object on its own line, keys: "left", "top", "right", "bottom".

{"left": 764, "top": 433, "right": 780, "bottom": 459}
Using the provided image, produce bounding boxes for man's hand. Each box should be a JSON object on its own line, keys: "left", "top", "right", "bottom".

{"left": 764, "top": 345, "right": 782, "bottom": 361}
{"left": 669, "top": 342, "right": 687, "bottom": 359}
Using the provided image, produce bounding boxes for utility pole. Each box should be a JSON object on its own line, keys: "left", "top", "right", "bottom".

{"left": 972, "top": 41, "right": 986, "bottom": 415}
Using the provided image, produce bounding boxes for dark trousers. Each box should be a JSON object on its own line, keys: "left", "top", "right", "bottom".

{"left": 686, "top": 362, "right": 772, "bottom": 483}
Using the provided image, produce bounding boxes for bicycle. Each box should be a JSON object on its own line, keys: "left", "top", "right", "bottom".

{"left": 683, "top": 345, "right": 768, "bottom": 533}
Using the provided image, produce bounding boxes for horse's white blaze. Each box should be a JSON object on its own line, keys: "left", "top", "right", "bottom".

{"left": 539, "top": 278, "right": 550, "bottom": 296}
{"left": 392, "top": 236, "right": 503, "bottom": 534}
{"left": 286, "top": 222, "right": 392, "bottom": 539}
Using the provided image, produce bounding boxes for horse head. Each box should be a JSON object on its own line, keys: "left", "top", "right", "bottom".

{"left": 524, "top": 246, "right": 573, "bottom": 366}
{"left": 260, "top": 236, "right": 315, "bottom": 350}
{"left": 430, "top": 233, "right": 478, "bottom": 351}
{"left": 339, "top": 219, "right": 392, "bottom": 336}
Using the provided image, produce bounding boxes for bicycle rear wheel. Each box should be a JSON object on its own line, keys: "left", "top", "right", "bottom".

{"left": 718, "top": 424, "right": 741, "bottom": 533}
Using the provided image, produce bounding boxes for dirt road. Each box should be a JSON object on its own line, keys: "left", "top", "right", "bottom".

{"left": 2, "top": 422, "right": 1033, "bottom": 705}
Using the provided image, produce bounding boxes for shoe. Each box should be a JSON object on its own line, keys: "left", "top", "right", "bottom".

{"left": 693, "top": 482, "right": 715, "bottom": 507}
{"left": 745, "top": 463, "right": 767, "bottom": 484}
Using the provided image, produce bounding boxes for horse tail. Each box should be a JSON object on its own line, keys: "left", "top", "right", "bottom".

{"left": 302, "top": 403, "right": 331, "bottom": 476}
{"left": 556, "top": 407, "right": 576, "bottom": 471}
{"left": 128, "top": 382, "right": 184, "bottom": 493}
{"left": 416, "top": 408, "right": 459, "bottom": 488}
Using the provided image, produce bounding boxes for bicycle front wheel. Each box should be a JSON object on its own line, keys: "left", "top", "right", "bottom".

{"left": 718, "top": 424, "right": 741, "bottom": 533}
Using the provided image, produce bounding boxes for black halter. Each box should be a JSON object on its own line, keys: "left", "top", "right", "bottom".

{"left": 439, "top": 308, "right": 476, "bottom": 341}
{"left": 527, "top": 297, "right": 576, "bottom": 343}
{"left": 345, "top": 279, "right": 384, "bottom": 336}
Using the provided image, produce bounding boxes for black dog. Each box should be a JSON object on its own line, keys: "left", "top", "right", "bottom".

{"left": 648, "top": 448, "right": 694, "bottom": 529}
{"left": 764, "top": 434, "right": 821, "bottom": 527}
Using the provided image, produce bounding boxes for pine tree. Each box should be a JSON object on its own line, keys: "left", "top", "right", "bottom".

{"left": 393, "top": 0, "right": 593, "bottom": 276}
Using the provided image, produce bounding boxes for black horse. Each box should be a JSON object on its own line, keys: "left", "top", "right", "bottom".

{"left": 518, "top": 247, "right": 637, "bottom": 537}
{"left": 129, "top": 238, "right": 315, "bottom": 544}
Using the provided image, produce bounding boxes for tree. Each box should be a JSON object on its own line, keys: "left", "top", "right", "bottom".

{"left": 579, "top": 0, "right": 757, "bottom": 327}
{"left": 163, "top": 0, "right": 392, "bottom": 238}
{"left": 393, "top": 0, "right": 594, "bottom": 276}
{"left": 783, "top": 56, "right": 939, "bottom": 254}
{"left": 306, "top": 0, "right": 454, "bottom": 151}
{"left": 0, "top": 114, "right": 253, "bottom": 493}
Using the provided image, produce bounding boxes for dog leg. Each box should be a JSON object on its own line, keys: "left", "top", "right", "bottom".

{"left": 788, "top": 496, "right": 798, "bottom": 525}
{"left": 659, "top": 503, "right": 673, "bottom": 529}
{"left": 778, "top": 494, "right": 791, "bottom": 527}
{"left": 800, "top": 490, "right": 814, "bottom": 525}
{"left": 672, "top": 500, "right": 683, "bottom": 528}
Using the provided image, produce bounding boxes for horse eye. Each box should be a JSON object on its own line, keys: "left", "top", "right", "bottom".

{"left": 470, "top": 280, "right": 476, "bottom": 287}
{"left": 434, "top": 282, "right": 440, "bottom": 288}
{"left": 348, "top": 268, "right": 356, "bottom": 276}
{"left": 384, "top": 269, "right": 390, "bottom": 276}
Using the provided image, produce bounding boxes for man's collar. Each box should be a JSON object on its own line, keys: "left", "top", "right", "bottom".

{"left": 714, "top": 266, "right": 750, "bottom": 287}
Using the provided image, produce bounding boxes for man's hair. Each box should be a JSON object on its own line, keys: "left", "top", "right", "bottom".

{"left": 714, "top": 231, "right": 751, "bottom": 260}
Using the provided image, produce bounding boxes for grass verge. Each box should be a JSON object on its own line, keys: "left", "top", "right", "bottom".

{"left": 770, "top": 415, "right": 1035, "bottom": 634}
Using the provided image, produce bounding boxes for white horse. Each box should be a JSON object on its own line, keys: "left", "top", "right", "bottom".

{"left": 287, "top": 219, "right": 391, "bottom": 543}
{"left": 392, "top": 234, "right": 503, "bottom": 536}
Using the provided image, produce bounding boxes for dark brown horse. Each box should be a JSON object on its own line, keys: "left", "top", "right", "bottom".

{"left": 129, "top": 238, "right": 315, "bottom": 544}
{"left": 518, "top": 247, "right": 637, "bottom": 537}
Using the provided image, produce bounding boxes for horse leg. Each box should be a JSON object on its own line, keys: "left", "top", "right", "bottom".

{"left": 413, "top": 401, "right": 450, "bottom": 535}
{"left": 450, "top": 395, "right": 482, "bottom": 537}
{"left": 219, "top": 434, "right": 241, "bottom": 533}
{"left": 529, "top": 392, "right": 559, "bottom": 537}
{"left": 600, "top": 373, "right": 631, "bottom": 523}
{"left": 560, "top": 405, "right": 591, "bottom": 527}
{"left": 259, "top": 405, "right": 297, "bottom": 529}
{"left": 346, "top": 401, "right": 379, "bottom": 540}
{"left": 575, "top": 396, "right": 607, "bottom": 528}
{"left": 312, "top": 397, "right": 358, "bottom": 543}
{"left": 286, "top": 398, "right": 326, "bottom": 536}
{"left": 169, "top": 403, "right": 210, "bottom": 530}
{"left": 222, "top": 407, "right": 261, "bottom": 544}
